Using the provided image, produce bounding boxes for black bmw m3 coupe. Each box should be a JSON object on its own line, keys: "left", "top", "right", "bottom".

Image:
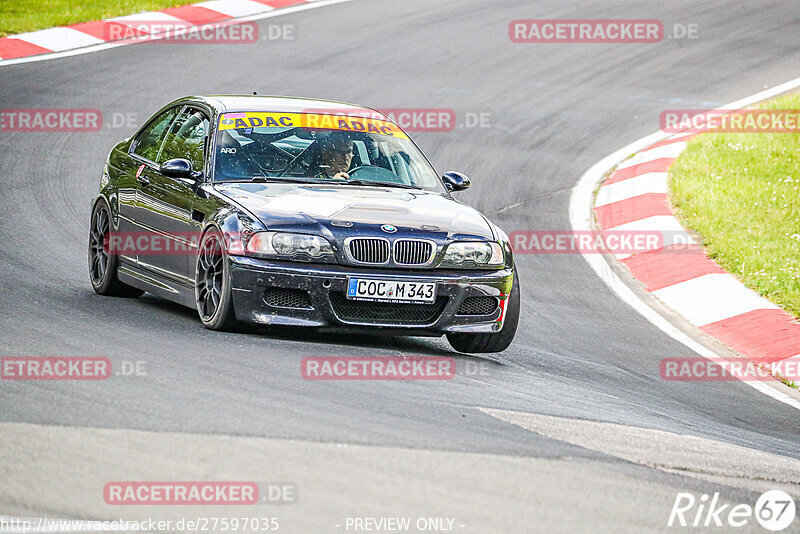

{"left": 89, "top": 95, "right": 519, "bottom": 352}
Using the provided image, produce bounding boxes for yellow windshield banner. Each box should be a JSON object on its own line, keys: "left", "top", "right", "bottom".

{"left": 218, "top": 112, "right": 409, "bottom": 140}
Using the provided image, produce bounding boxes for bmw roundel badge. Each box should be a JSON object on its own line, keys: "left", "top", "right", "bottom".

{"left": 381, "top": 224, "right": 397, "bottom": 233}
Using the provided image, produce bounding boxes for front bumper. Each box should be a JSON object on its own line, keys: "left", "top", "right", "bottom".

{"left": 229, "top": 255, "right": 513, "bottom": 336}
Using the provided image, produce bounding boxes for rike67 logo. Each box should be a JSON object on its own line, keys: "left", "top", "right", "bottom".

{"left": 669, "top": 490, "right": 796, "bottom": 531}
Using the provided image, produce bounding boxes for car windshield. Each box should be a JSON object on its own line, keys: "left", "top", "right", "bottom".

{"left": 213, "top": 111, "right": 443, "bottom": 191}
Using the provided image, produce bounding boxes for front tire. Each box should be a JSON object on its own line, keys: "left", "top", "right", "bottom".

{"left": 88, "top": 201, "right": 144, "bottom": 298}
{"left": 446, "top": 268, "right": 520, "bottom": 353}
{"left": 195, "top": 228, "right": 236, "bottom": 330}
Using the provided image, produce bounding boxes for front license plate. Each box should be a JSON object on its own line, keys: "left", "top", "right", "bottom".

{"left": 346, "top": 278, "right": 436, "bottom": 303}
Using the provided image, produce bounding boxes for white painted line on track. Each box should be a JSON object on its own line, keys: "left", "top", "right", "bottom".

{"left": 615, "top": 141, "right": 687, "bottom": 170}
{"left": 595, "top": 172, "right": 668, "bottom": 207}
{"left": 109, "top": 11, "right": 187, "bottom": 29}
{"left": 569, "top": 75, "right": 800, "bottom": 412}
{"left": 606, "top": 215, "right": 694, "bottom": 259}
{"left": 653, "top": 273, "right": 779, "bottom": 327}
{"left": 478, "top": 408, "right": 800, "bottom": 493}
{"left": 9, "top": 28, "right": 105, "bottom": 51}
{"left": 193, "top": 0, "right": 274, "bottom": 17}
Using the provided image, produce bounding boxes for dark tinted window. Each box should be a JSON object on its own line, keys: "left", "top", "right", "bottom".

{"left": 132, "top": 107, "right": 179, "bottom": 162}
{"left": 213, "top": 112, "right": 442, "bottom": 191}
{"left": 158, "top": 108, "right": 209, "bottom": 171}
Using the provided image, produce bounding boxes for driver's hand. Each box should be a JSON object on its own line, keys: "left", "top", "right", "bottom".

{"left": 331, "top": 172, "right": 350, "bottom": 180}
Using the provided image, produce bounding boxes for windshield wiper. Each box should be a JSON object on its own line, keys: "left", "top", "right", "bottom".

{"left": 217, "top": 176, "right": 328, "bottom": 184}
{"left": 343, "top": 179, "right": 420, "bottom": 190}
{"left": 215, "top": 177, "right": 422, "bottom": 189}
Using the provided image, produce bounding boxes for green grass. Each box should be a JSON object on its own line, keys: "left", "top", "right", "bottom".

{"left": 670, "top": 92, "right": 800, "bottom": 319}
{"left": 0, "top": 0, "right": 189, "bottom": 37}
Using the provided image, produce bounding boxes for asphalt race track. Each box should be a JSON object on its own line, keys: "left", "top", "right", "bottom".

{"left": 2, "top": 1, "right": 800, "bottom": 532}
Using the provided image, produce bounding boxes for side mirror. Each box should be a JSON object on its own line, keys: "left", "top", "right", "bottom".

{"left": 160, "top": 158, "right": 201, "bottom": 180}
{"left": 441, "top": 171, "right": 471, "bottom": 192}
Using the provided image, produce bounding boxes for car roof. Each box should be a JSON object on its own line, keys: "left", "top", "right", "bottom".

{"left": 194, "top": 95, "right": 390, "bottom": 121}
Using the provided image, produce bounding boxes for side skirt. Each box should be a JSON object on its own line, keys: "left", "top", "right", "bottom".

{"left": 118, "top": 263, "right": 196, "bottom": 309}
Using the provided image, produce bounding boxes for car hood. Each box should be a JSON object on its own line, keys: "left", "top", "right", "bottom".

{"left": 212, "top": 182, "right": 495, "bottom": 241}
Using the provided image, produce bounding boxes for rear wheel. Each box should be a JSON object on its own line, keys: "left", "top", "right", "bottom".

{"left": 195, "top": 228, "right": 236, "bottom": 330}
{"left": 88, "top": 201, "right": 144, "bottom": 298}
{"left": 446, "top": 268, "right": 520, "bottom": 353}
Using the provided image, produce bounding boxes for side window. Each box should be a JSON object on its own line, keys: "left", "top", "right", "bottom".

{"left": 132, "top": 108, "right": 179, "bottom": 162}
{"left": 158, "top": 108, "right": 209, "bottom": 171}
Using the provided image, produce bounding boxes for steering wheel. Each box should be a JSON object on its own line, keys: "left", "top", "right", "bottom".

{"left": 347, "top": 165, "right": 406, "bottom": 184}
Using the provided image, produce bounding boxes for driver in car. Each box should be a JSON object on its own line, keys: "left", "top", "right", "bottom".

{"left": 314, "top": 133, "right": 354, "bottom": 180}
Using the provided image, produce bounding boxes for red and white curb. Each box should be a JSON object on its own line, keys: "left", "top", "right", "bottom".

{"left": 571, "top": 78, "right": 800, "bottom": 411}
{"left": 0, "top": 0, "right": 337, "bottom": 64}
{"left": 594, "top": 132, "right": 800, "bottom": 371}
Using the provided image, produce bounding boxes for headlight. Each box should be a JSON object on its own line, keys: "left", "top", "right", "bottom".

{"left": 441, "top": 241, "right": 504, "bottom": 268}
{"left": 246, "top": 231, "right": 335, "bottom": 262}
